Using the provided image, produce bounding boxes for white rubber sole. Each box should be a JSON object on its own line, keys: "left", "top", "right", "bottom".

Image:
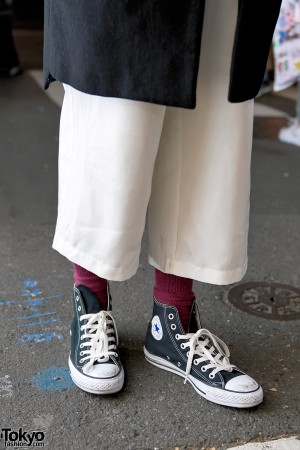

{"left": 68, "top": 357, "right": 124, "bottom": 394}
{"left": 144, "top": 347, "right": 263, "bottom": 408}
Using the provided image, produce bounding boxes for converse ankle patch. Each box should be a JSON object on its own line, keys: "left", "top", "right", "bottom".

{"left": 151, "top": 315, "right": 163, "bottom": 340}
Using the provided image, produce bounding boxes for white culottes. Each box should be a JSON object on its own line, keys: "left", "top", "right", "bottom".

{"left": 53, "top": 0, "right": 254, "bottom": 285}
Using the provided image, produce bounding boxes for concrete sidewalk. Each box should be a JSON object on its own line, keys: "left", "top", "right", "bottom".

{"left": 0, "top": 73, "right": 299, "bottom": 450}
{"left": 230, "top": 436, "right": 300, "bottom": 450}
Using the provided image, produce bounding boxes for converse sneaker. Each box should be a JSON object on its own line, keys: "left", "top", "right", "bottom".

{"left": 144, "top": 297, "right": 263, "bottom": 408}
{"left": 69, "top": 285, "right": 124, "bottom": 394}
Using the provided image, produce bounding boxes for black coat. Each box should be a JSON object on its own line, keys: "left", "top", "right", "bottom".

{"left": 43, "top": 0, "right": 282, "bottom": 109}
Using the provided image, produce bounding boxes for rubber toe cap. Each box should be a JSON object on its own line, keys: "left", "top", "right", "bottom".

{"left": 225, "top": 374, "right": 259, "bottom": 392}
{"left": 84, "top": 363, "right": 119, "bottom": 378}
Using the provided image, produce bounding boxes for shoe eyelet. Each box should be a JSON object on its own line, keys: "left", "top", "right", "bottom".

{"left": 168, "top": 313, "right": 174, "bottom": 320}
{"left": 171, "top": 324, "right": 176, "bottom": 330}
{"left": 201, "top": 366, "right": 207, "bottom": 372}
{"left": 180, "top": 343, "right": 185, "bottom": 349}
{"left": 175, "top": 334, "right": 180, "bottom": 340}
{"left": 80, "top": 351, "right": 84, "bottom": 356}
{"left": 177, "top": 362, "right": 181, "bottom": 367}
{"left": 209, "top": 373, "right": 215, "bottom": 379}
{"left": 80, "top": 335, "right": 84, "bottom": 340}
{"left": 114, "top": 353, "right": 118, "bottom": 357}
{"left": 194, "top": 359, "right": 199, "bottom": 365}
{"left": 79, "top": 359, "right": 84, "bottom": 363}
{"left": 75, "top": 296, "right": 79, "bottom": 302}
{"left": 80, "top": 344, "right": 84, "bottom": 348}
{"left": 78, "top": 306, "right": 81, "bottom": 311}
{"left": 187, "top": 351, "right": 190, "bottom": 357}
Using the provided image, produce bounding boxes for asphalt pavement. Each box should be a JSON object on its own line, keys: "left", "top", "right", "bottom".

{"left": 0, "top": 73, "right": 299, "bottom": 450}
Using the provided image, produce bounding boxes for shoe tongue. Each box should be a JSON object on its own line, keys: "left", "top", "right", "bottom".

{"left": 76, "top": 285, "right": 103, "bottom": 314}
{"left": 188, "top": 300, "right": 200, "bottom": 333}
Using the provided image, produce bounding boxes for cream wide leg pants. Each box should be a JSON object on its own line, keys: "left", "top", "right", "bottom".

{"left": 53, "top": 0, "right": 254, "bottom": 285}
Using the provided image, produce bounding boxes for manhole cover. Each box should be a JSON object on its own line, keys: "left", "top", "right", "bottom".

{"left": 227, "top": 282, "right": 300, "bottom": 321}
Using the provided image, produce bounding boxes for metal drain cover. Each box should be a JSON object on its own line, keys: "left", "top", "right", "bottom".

{"left": 227, "top": 282, "right": 300, "bottom": 321}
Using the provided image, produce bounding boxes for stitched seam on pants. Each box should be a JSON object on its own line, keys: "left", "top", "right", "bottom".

{"left": 173, "top": 109, "right": 184, "bottom": 265}
{"left": 244, "top": 100, "right": 254, "bottom": 262}
{"left": 66, "top": 86, "right": 76, "bottom": 209}
{"left": 59, "top": 86, "right": 76, "bottom": 213}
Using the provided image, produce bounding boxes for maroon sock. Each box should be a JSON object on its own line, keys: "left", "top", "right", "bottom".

{"left": 73, "top": 263, "right": 108, "bottom": 310}
{"left": 153, "top": 269, "right": 195, "bottom": 333}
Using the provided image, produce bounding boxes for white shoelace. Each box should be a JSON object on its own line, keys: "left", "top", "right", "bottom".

{"left": 79, "top": 311, "right": 118, "bottom": 372}
{"left": 176, "top": 328, "right": 236, "bottom": 383}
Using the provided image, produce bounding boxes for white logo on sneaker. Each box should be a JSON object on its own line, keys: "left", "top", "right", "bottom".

{"left": 151, "top": 316, "right": 163, "bottom": 340}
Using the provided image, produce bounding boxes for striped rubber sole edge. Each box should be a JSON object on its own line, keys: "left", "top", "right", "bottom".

{"left": 144, "top": 347, "right": 263, "bottom": 408}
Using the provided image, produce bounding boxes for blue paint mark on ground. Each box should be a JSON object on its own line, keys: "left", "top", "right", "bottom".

{"left": 16, "top": 312, "right": 56, "bottom": 320}
{"left": 26, "top": 299, "right": 44, "bottom": 307}
{"left": 31, "top": 367, "right": 74, "bottom": 391}
{"left": 1, "top": 279, "right": 66, "bottom": 344}
{"left": 23, "top": 279, "right": 38, "bottom": 288}
{"left": 38, "top": 294, "right": 65, "bottom": 301}
{"left": 19, "top": 318, "right": 60, "bottom": 328}
{"left": 21, "top": 287, "right": 42, "bottom": 297}
{"left": 19, "top": 332, "right": 64, "bottom": 344}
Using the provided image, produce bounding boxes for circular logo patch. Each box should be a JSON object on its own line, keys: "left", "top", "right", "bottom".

{"left": 151, "top": 316, "right": 163, "bottom": 340}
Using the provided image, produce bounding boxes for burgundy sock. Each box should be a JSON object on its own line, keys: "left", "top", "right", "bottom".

{"left": 73, "top": 263, "right": 108, "bottom": 310}
{"left": 153, "top": 269, "right": 195, "bottom": 333}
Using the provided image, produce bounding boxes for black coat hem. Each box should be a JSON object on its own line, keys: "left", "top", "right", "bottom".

{"left": 44, "top": 71, "right": 197, "bottom": 109}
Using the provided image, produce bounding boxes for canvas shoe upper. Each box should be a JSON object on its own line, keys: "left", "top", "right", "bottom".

{"left": 144, "top": 297, "right": 263, "bottom": 408}
{"left": 69, "top": 285, "right": 124, "bottom": 394}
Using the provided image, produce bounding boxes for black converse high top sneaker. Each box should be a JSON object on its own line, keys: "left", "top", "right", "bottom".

{"left": 144, "top": 297, "right": 263, "bottom": 408}
{"left": 69, "top": 285, "right": 124, "bottom": 394}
